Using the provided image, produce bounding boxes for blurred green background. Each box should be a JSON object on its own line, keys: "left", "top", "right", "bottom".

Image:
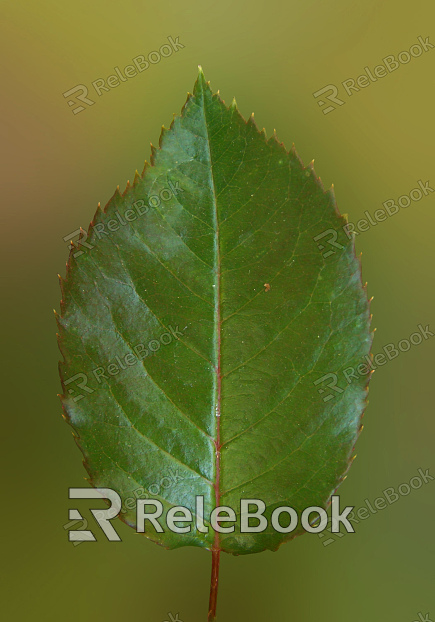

{"left": 1, "top": 0, "right": 434, "bottom": 620}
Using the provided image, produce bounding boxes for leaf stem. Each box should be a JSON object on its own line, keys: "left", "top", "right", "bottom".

{"left": 208, "top": 547, "right": 221, "bottom": 621}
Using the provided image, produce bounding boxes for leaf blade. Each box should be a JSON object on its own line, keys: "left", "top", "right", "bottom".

{"left": 58, "top": 69, "right": 372, "bottom": 555}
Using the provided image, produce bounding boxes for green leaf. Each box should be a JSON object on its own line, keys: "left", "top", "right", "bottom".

{"left": 57, "top": 68, "right": 372, "bottom": 558}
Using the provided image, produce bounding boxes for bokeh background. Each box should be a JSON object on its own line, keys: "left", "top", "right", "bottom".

{"left": 1, "top": 1, "right": 434, "bottom": 620}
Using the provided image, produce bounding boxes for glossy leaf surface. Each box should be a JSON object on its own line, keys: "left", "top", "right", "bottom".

{"left": 58, "top": 69, "right": 372, "bottom": 555}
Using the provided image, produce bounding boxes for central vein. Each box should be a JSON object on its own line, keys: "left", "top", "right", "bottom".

{"left": 199, "top": 72, "right": 222, "bottom": 550}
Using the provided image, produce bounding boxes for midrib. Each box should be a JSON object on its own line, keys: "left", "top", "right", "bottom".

{"left": 199, "top": 77, "right": 221, "bottom": 552}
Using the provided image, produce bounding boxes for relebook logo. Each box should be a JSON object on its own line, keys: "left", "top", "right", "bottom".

{"left": 67, "top": 488, "right": 355, "bottom": 542}
{"left": 62, "top": 36, "right": 185, "bottom": 114}
{"left": 313, "top": 35, "right": 434, "bottom": 114}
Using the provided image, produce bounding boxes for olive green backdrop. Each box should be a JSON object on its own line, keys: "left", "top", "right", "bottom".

{"left": 1, "top": 1, "right": 434, "bottom": 620}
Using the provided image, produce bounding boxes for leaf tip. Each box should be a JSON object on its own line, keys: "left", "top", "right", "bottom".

{"left": 195, "top": 65, "right": 209, "bottom": 94}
